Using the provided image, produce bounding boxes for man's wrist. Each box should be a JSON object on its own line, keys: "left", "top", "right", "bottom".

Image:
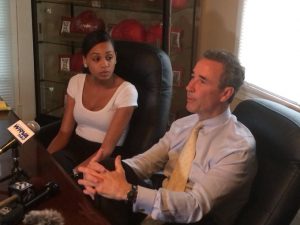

{"left": 126, "top": 184, "right": 138, "bottom": 204}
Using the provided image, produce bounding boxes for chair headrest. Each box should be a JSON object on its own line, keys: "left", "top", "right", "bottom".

{"left": 233, "top": 98, "right": 300, "bottom": 161}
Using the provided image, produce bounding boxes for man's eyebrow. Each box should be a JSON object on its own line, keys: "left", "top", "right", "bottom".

{"left": 193, "top": 73, "right": 207, "bottom": 81}
{"left": 199, "top": 75, "right": 207, "bottom": 81}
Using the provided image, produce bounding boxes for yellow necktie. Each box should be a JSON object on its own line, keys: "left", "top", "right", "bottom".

{"left": 141, "top": 122, "right": 203, "bottom": 225}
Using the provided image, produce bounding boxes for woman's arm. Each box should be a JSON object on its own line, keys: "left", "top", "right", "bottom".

{"left": 100, "top": 106, "right": 135, "bottom": 158}
{"left": 47, "top": 94, "right": 76, "bottom": 154}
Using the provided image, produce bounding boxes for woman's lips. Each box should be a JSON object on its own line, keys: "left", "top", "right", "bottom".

{"left": 99, "top": 71, "right": 111, "bottom": 77}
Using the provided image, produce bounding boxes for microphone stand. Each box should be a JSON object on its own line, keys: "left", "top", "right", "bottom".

{"left": 0, "top": 145, "right": 29, "bottom": 184}
{"left": 0, "top": 120, "right": 39, "bottom": 184}
{"left": 10, "top": 146, "right": 29, "bottom": 184}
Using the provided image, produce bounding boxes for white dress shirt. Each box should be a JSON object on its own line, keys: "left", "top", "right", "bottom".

{"left": 124, "top": 108, "right": 257, "bottom": 225}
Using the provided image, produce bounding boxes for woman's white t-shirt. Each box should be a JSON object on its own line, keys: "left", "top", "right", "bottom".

{"left": 67, "top": 74, "right": 138, "bottom": 146}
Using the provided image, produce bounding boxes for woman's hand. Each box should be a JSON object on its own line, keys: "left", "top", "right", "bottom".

{"left": 91, "top": 148, "right": 104, "bottom": 162}
{"left": 73, "top": 149, "right": 103, "bottom": 173}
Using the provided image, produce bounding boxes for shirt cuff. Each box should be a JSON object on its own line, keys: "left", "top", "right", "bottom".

{"left": 133, "top": 185, "right": 157, "bottom": 214}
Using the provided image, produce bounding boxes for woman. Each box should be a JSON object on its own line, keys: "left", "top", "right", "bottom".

{"left": 47, "top": 30, "right": 138, "bottom": 174}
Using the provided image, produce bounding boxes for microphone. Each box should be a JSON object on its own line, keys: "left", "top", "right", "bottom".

{"left": 23, "top": 209, "right": 64, "bottom": 225}
{"left": 0, "top": 120, "right": 40, "bottom": 155}
{"left": 1, "top": 177, "right": 52, "bottom": 208}
{"left": 0, "top": 202, "right": 24, "bottom": 225}
{"left": 0, "top": 180, "right": 59, "bottom": 225}
{"left": 0, "top": 207, "right": 64, "bottom": 225}
{"left": 26, "top": 121, "right": 41, "bottom": 132}
{"left": 0, "top": 181, "right": 35, "bottom": 225}
{"left": 0, "top": 195, "right": 19, "bottom": 208}
{"left": 24, "top": 181, "right": 60, "bottom": 209}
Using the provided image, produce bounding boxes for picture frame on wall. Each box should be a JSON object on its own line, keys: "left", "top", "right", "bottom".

{"left": 172, "top": 68, "right": 183, "bottom": 87}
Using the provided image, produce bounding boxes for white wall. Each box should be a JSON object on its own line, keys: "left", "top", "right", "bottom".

{"left": 197, "top": 0, "right": 242, "bottom": 57}
{"left": 10, "top": 0, "right": 35, "bottom": 121}
{"left": 196, "top": 0, "right": 243, "bottom": 110}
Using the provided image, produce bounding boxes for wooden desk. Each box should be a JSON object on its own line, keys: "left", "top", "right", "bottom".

{"left": 0, "top": 111, "right": 110, "bottom": 225}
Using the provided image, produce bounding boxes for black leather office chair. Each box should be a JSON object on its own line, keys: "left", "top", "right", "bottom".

{"left": 37, "top": 40, "right": 173, "bottom": 158}
{"left": 232, "top": 98, "right": 300, "bottom": 225}
{"left": 114, "top": 41, "right": 173, "bottom": 158}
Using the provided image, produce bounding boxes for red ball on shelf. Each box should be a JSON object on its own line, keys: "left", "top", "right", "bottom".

{"left": 71, "top": 10, "right": 105, "bottom": 34}
{"left": 111, "top": 19, "right": 146, "bottom": 42}
{"left": 172, "top": 0, "right": 187, "bottom": 9}
{"left": 146, "top": 23, "right": 163, "bottom": 46}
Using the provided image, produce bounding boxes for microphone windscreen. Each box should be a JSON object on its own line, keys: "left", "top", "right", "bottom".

{"left": 0, "top": 203, "right": 24, "bottom": 225}
{"left": 23, "top": 209, "right": 64, "bottom": 225}
{"left": 26, "top": 121, "right": 40, "bottom": 133}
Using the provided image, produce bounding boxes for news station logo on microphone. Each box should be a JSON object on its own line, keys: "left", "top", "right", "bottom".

{"left": 7, "top": 120, "right": 35, "bottom": 144}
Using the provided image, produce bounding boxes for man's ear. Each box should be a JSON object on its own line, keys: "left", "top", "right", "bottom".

{"left": 220, "top": 86, "right": 234, "bottom": 103}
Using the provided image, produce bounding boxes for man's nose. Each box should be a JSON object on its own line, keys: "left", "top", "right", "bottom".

{"left": 186, "top": 79, "right": 194, "bottom": 91}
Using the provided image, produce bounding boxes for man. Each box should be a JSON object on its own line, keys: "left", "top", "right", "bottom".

{"left": 78, "top": 49, "right": 257, "bottom": 225}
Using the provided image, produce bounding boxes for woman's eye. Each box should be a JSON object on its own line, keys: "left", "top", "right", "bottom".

{"left": 92, "top": 56, "right": 100, "bottom": 62}
{"left": 106, "top": 55, "right": 113, "bottom": 61}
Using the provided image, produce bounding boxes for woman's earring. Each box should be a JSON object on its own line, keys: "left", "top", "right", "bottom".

{"left": 84, "top": 63, "right": 88, "bottom": 68}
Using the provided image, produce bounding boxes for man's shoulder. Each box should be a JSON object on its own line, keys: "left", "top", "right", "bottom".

{"left": 231, "top": 116, "right": 255, "bottom": 140}
{"left": 223, "top": 116, "right": 256, "bottom": 153}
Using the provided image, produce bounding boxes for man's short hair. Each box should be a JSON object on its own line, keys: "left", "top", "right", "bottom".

{"left": 203, "top": 49, "right": 245, "bottom": 103}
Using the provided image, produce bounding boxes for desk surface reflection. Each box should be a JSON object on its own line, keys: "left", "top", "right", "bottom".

{"left": 0, "top": 111, "right": 111, "bottom": 225}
